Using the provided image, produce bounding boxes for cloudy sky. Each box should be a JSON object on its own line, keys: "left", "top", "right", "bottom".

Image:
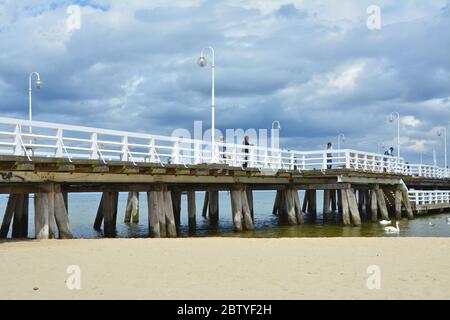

{"left": 0, "top": 0, "right": 449, "bottom": 164}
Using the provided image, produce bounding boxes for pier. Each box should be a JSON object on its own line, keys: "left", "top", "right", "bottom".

{"left": 1, "top": 117, "right": 450, "bottom": 239}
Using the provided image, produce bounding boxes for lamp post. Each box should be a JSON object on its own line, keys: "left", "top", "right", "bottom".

{"left": 337, "top": 133, "right": 345, "bottom": 151}
{"left": 29, "top": 72, "right": 42, "bottom": 134}
{"left": 388, "top": 112, "right": 400, "bottom": 157}
{"left": 198, "top": 47, "right": 216, "bottom": 162}
{"left": 438, "top": 127, "right": 447, "bottom": 168}
{"left": 271, "top": 120, "right": 281, "bottom": 149}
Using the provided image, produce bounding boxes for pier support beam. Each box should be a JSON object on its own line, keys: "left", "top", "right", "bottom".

{"left": 307, "top": 190, "right": 317, "bottom": 216}
{"left": 12, "top": 194, "right": 28, "bottom": 238}
{"left": 370, "top": 188, "right": 378, "bottom": 222}
{"left": 376, "top": 189, "right": 390, "bottom": 220}
{"left": 163, "top": 189, "right": 177, "bottom": 237}
{"left": 272, "top": 190, "right": 281, "bottom": 216}
{"left": 400, "top": 185, "right": 414, "bottom": 220}
{"left": 246, "top": 189, "right": 254, "bottom": 221}
{"left": 171, "top": 191, "right": 182, "bottom": 227}
{"left": 202, "top": 191, "right": 209, "bottom": 218}
{"left": 323, "top": 190, "right": 331, "bottom": 218}
{"left": 0, "top": 195, "right": 18, "bottom": 239}
{"left": 292, "top": 190, "right": 304, "bottom": 224}
{"left": 347, "top": 188, "right": 362, "bottom": 226}
{"left": 230, "top": 187, "right": 254, "bottom": 231}
{"left": 124, "top": 192, "right": 139, "bottom": 224}
{"left": 147, "top": 191, "right": 161, "bottom": 237}
{"left": 241, "top": 190, "right": 254, "bottom": 230}
{"left": 395, "top": 188, "right": 402, "bottom": 220}
{"left": 330, "top": 189, "right": 337, "bottom": 212}
{"left": 188, "top": 191, "right": 196, "bottom": 231}
{"left": 340, "top": 189, "right": 351, "bottom": 226}
{"left": 208, "top": 190, "right": 219, "bottom": 225}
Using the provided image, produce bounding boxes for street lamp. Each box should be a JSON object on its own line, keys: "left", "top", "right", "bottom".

{"left": 388, "top": 112, "right": 400, "bottom": 157}
{"left": 198, "top": 47, "right": 216, "bottom": 162}
{"left": 29, "top": 72, "right": 42, "bottom": 135}
{"left": 438, "top": 127, "right": 447, "bottom": 168}
{"left": 337, "top": 133, "right": 345, "bottom": 150}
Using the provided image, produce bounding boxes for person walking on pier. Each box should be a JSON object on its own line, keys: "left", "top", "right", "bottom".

{"left": 383, "top": 147, "right": 394, "bottom": 172}
{"left": 326, "top": 142, "right": 333, "bottom": 169}
{"left": 219, "top": 135, "right": 227, "bottom": 161}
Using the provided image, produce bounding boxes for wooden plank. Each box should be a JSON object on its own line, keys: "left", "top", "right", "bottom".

{"left": 0, "top": 195, "right": 17, "bottom": 238}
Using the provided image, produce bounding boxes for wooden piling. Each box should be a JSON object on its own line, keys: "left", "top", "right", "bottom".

{"left": 171, "top": 191, "right": 182, "bottom": 227}
{"left": 376, "top": 189, "right": 390, "bottom": 220}
{"left": 337, "top": 189, "right": 343, "bottom": 214}
{"left": 400, "top": 185, "right": 414, "bottom": 220}
{"left": 395, "top": 188, "right": 402, "bottom": 220}
{"left": 53, "top": 190, "right": 73, "bottom": 239}
{"left": 187, "top": 191, "right": 196, "bottom": 231}
{"left": 272, "top": 190, "right": 281, "bottom": 216}
{"left": 340, "top": 189, "right": 351, "bottom": 226}
{"left": 292, "top": 190, "right": 304, "bottom": 224}
{"left": 284, "top": 190, "right": 297, "bottom": 226}
{"left": 302, "top": 190, "right": 309, "bottom": 213}
{"left": 308, "top": 190, "right": 317, "bottom": 216}
{"left": 48, "top": 186, "right": 57, "bottom": 239}
{"left": 246, "top": 189, "right": 254, "bottom": 221}
{"left": 163, "top": 190, "right": 177, "bottom": 237}
{"left": 323, "top": 190, "right": 331, "bottom": 217}
{"left": 230, "top": 190, "right": 243, "bottom": 231}
{"left": 202, "top": 191, "right": 209, "bottom": 218}
{"left": 330, "top": 189, "right": 337, "bottom": 212}
{"left": 208, "top": 190, "right": 219, "bottom": 224}
{"left": 241, "top": 190, "right": 254, "bottom": 230}
{"left": 347, "top": 189, "right": 362, "bottom": 226}
{"left": 94, "top": 193, "right": 104, "bottom": 231}
{"left": 102, "top": 192, "right": 116, "bottom": 238}
{"left": 10, "top": 194, "right": 29, "bottom": 239}
{"left": 157, "top": 191, "right": 167, "bottom": 237}
{"left": 0, "top": 194, "right": 17, "bottom": 238}
{"left": 124, "top": 192, "right": 139, "bottom": 223}
{"left": 370, "top": 189, "right": 378, "bottom": 222}
{"left": 34, "top": 193, "right": 50, "bottom": 240}
{"left": 147, "top": 191, "right": 161, "bottom": 237}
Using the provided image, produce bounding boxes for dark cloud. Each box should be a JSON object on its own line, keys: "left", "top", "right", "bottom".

{"left": 0, "top": 0, "right": 449, "bottom": 164}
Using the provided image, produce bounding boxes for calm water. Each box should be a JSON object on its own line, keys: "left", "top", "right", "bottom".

{"left": 1, "top": 191, "right": 450, "bottom": 239}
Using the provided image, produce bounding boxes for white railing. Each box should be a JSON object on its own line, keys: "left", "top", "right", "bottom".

{"left": 408, "top": 190, "right": 450, "bottom": 205}
{"left": 0, "top": 117, "right": 447, "bottom": 178}
{"left": 406, "top": 164, "right": 450, "bottom": 179}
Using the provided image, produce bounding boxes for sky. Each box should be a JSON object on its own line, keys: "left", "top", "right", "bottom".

{"left": 0, "top": 0, "right": 449, "bottom": 165}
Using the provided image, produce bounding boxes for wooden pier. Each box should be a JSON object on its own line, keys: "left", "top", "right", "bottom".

{"left": 1, "top": 155, "right": 450, "bottom": 239}
{"left": 1, "top": 117, "right": 450, "bottom": 239}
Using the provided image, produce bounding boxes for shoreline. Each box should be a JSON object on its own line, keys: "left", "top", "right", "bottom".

{"left": 1, "top": 237, "right": 449, "bottom": 300}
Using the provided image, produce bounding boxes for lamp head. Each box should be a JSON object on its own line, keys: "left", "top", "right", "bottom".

{"left": 438, "top": 131, "right": 443, "bottom": 137}
{"left": 35, "top": 79, "right": 43, "bottom": 89}
{"left": 197, "top": 56, "right": 207, "bottom": 67}
{"left": 272, "top": 120, "right": 281, "bottom": 130}
{"left": 388, "top": 114, "right": 394, "bottom": 123}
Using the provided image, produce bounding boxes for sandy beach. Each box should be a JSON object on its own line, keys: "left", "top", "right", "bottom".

{"left": 0, "top": 237, "right": 449, "bottom": 300}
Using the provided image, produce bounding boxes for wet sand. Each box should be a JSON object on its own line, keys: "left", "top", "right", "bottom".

{"left": 0, "top": 238, "right": 449, "bottom": 300}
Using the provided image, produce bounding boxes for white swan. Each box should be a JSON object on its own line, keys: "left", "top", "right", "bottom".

{"left": 379, "top": 220, "right": 391, "bottom": 225}
{"left": 384, "top": 221, "right": 400, "bottom": 233}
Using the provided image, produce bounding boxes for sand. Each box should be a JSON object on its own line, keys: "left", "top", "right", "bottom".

{"left": 0, "top": 237, "right": 449, "bottom": 300}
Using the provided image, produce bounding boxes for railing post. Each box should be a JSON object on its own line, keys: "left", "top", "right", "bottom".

{"left": 13, "top": 124, "right": 23, "bottom": 156}
{"left": 55, "top": 129, "right": 63, "bottom": 158}
{"left": 290, "top": 152, "right": 295, "bottom": 170}
{"left": 91, "top": 133, "right": 99, "bottom": 160}
{"left": 322, "top": 151, "right": 327, "bottom": 170}
{"left": 121, "top": 136, "right": 129, "bottom": 162}
{"left": 345, "top": 151, "right": 350, "bottom": 169}
{"left": 302, "top": 154, "right": 306, "bottom": 170}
